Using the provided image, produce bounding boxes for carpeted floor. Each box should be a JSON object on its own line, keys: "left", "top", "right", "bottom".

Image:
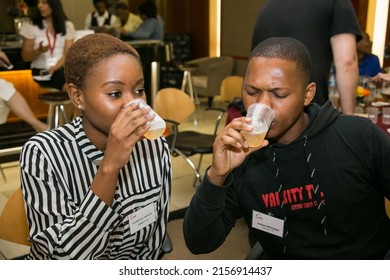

{"left": 161, "top": 217, "right": 251, "bottom": 260}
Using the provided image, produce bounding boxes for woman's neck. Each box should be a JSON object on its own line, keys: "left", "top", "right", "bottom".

{"left": 43, "top": 16, "right": 52, "bottom": 24}
{"left": 82, "top": 117, "right": 108, "bottom": 152}
{"left": 44, "top": 17, "right": 55, "bottom": 34}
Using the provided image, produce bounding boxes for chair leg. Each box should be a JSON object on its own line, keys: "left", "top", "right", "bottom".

{"left": 54, "top": 105, "right": 60, "bottom": 129}
{"left": 47, "top": 104, "right": 55, "bottom": 130}
{"left": 0, "top": 164, "right": 7, "bottom": 182}
{"left": 192, "top": 154, "right": 204, "bottom": 187}
{"left": 173, "top": 148, "right": 202, "bottom": 185}
{"left": 158, "top": 233, "right": 173, "bottom": 259}
{"left": 60, "top": 105, "right": 70, "bottom": 124}
{"left": 207, "top": 97, "right": 213, "bottom": 108}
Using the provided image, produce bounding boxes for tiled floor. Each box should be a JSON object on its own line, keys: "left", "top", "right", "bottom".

{"left": 0, "top": 97, "right": 242, "bottom": 259}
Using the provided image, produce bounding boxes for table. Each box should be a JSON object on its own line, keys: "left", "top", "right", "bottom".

{"left": 177, "top": 63, "right": 200, "bottom": 126}
{"left": 376, "top": 114, "right": 390, "bottom": 136}
{"left": 178, "top": 63, "right": 199, "bottom": 104}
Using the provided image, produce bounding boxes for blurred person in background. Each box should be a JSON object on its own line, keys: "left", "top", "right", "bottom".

{"left": 19, "top": 0, "right": 75, "bottom": 92}
{"left": 357, "top": 30, "right": 382, "bottom": 77}
{"left": 115, "top": 2, "right": 143, "bottom": 40}
{"left": 251, "top": 0, "right": 361, "bottom": 115}
{"left": 123, "top": 1, "right": 164, "bottom": 41}
{"left": 85, "top": 0, "right": 120, "bottom": 34}
{"left": 0, "top": 51, "right": 47, "bottom": 132}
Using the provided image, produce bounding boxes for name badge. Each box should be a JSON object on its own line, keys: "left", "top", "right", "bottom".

{"left": 128, "top": 203, "right": 156, "bottom": 234}
{"left": 46, "top": 57, "right": 58, "bottom": 68}
{"left": 252, "top": 210, "right": 284, "bottom": 238}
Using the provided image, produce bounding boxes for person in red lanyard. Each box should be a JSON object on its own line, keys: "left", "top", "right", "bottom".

{"left": 20, "top": 0, "right": 75, "bottom": 92}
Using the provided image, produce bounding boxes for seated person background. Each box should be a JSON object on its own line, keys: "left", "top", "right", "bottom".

{"left": 0, "top": 51, "right": 47, "bottom": 132}
{"left": 122, "top": 1, "right": 164, "bottom": 41}
{"left": 115, "top": 2, "right": 143, "bottom": 40}
{"left": 85, "top": 0, "right": 120, "bottom": 34}
{"left": 20, "top": 33, "right": 171, "bottom": 259}
{"left": 357, "top": 31, "right": 382, "bottom": 77}
{"left": 183, "top": 37, "right": 390, "bottom": 259}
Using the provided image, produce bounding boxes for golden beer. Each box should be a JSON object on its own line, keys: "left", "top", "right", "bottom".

{"left": 144, "top": 128, "right": 166, "bottom": 140}
{"left": 241, "top": 131, "right": 267, "bottom": 147}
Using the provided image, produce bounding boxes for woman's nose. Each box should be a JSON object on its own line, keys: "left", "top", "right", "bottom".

{"left": 122, "top": 95, "right": 137, "bottom": 107}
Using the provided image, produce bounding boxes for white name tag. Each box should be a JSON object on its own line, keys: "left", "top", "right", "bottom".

{"left": 128, "top": 203, "right": 156, "bottom": 234}
{"left": 252, "top": 209, "right": 284, "bottom": 238}
{"left": 46, "top": 57, "right": 58, "bottom": 68}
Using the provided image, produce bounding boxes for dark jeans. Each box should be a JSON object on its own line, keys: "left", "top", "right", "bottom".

{"left": 31, "top": 68, "right": 66, "bottom": 91}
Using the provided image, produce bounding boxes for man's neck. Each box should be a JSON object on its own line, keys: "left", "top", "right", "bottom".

{"left": 275, "top": 112, "right": 310, "bottom": 145}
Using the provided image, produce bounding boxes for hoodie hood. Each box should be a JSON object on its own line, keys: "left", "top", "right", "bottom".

{"left": 303, "top": 101, "right": 341, "bottom": 138}
{"left": 269, "top": 101, "right": 341, "bottom": 148}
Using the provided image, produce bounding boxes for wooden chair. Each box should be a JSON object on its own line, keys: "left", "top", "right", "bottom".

{"left": 155, "top": 87, "right": 225, "bottom": 186}
{"left": 0, "top": 187, "right": 30, "bottom": 247}
{"left": 187, "top": 56, "right": 234, "bottom": 107}
{"left": 220, "top": 75, "right": 244, "bottom": 103}
{"left": 220, "top": 76, "right": 245, "bottom": 125}
{"left": 0, "top": 187, "right": 173, "bottom": 259}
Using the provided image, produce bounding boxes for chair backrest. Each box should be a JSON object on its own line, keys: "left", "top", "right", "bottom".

{"left": 189, "top": 56, "right": 234, "bottom": 98}
{"left": 0, "top": 188, "right": 30, "bottom": 246}
{"left": 155, "top": 88, "right": 196, "bottom": 123}
{"left": 220, "top": 75, "right": 244, "bottom": 102}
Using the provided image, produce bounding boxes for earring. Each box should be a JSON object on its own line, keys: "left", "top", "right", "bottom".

{"left": 77, "top": 105, "right": 82, "bottom": 109}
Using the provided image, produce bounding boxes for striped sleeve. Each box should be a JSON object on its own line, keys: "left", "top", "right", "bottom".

{"left": 20, "top": 140, "right": 122, "bottom": 259}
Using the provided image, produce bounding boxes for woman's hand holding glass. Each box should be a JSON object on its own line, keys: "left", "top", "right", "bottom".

{"left": 103, "top": 101, "right": 154, "bottom": 170}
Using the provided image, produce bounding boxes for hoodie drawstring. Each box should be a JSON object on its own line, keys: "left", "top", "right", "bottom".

{"left": 272, "top": 137, "right": 328, "bottom": 255}
{"left": 303, "top": 135, "right": 328, "bottom": 236}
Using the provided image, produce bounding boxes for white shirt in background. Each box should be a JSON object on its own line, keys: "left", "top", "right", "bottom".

{"left": 0, "top": 79, "right": 16, "bottom": 124}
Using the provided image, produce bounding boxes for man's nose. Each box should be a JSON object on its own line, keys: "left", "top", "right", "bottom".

{"left": 256, "top": 93, "right": 272, "bottom": 107}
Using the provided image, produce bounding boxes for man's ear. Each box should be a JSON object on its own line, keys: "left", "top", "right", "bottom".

{"left": 67, "top": 83, "right": 84, "bottom": 110}
{"left": 304, "top": 82, "right": 316, "bottom": 106}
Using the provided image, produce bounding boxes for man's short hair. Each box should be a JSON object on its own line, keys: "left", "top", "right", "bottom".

{"left": 250, "top": 37, "right": 311, "bottom": 84}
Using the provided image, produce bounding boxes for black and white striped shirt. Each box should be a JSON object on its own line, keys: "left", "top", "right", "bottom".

{"left": 20, "top": 117, "right": 171, "bottom": 259}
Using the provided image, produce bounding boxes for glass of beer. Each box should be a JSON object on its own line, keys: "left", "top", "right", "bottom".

{"left": 381, "top": 80, "right": 390, "bottom": 101}
{"left": 241, "top": 103, "right": 274, "bottom": 147}
{"left": 127, "top": 99, "right": 166, "bottom": 140}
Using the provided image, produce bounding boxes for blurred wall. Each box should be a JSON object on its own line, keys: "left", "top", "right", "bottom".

{"left": 221, "top": 0, "right": 266, "bottom": 75}
{"left": 0, "top": 0, "right": 18, "bottom": 34}
{"left": 61, "top": 0, "right": 94, "bottom": 30}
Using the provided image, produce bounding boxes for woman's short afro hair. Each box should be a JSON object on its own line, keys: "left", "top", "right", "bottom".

{"left": 64, "top": 33, "right": 140, "bottom": 89}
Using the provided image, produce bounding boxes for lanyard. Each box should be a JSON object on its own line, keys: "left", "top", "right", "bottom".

{"left": 45, "top": 30, "right": 56, "bottom": 56}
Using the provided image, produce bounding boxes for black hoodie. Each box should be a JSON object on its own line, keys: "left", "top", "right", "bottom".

{"left": 184, "top": 102, "right": 390, "bottom": 259}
